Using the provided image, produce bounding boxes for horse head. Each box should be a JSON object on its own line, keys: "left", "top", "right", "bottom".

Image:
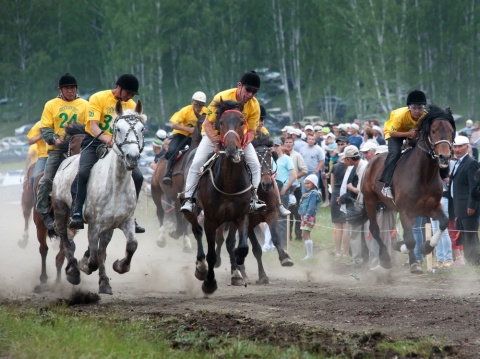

{"left": 216, "top": 97, "right": 246, "bottom": 163}
{"left": 113, "top": 100, "right": 147, "bottom": 170}
{"left": 416, "top": 104, "right": 455, "bottom": 169}
{"left": 252, "top": 137, "right": 274, "bottom": 192}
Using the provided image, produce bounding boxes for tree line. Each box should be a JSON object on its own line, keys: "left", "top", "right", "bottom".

{"left": 1, "top": 0, "right": 478, "bottom": 128}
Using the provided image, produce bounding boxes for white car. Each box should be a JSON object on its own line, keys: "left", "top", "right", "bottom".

{"left": 0, "top": 137, "right": 27, "bottom": 149}
{"left": 14, "top": 123, "right": 34, "bottom": 136}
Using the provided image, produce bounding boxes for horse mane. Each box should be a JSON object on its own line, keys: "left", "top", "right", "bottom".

{"left": 416, "top": 104, "right": 456, "bottom": 142}
{"left": 213, "top": 97, "right": 245, "bottom": 131}
{"left": 251, "top": 136, "right": 273, "bottom": 148}
{"left": 120, "top": 108, "right": 148, "bottom": 124}
{"left": 57, "top": 122, "right": 86, "bottom": 153}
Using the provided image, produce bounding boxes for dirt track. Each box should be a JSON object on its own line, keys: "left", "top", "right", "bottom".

{"left": 2, "top": 195, "right": 480, "bottom": 357}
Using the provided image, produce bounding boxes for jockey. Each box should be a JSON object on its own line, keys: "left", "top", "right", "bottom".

{"left": 27, "top": 120, "right": 48, "bottom": 200}
{"left": 163, "top": 91, "right": 209, "bottom": 185}
{"left": 180, "top": 71, "right": 267, "bottom": 213}
{"left": 69, "top": 74, "right": 145, "bottom": 233}
{"left": 379, "top": 89, "right": 427, "bottom": 199}
{"left": 36, "top": 73, "right": 89, "bottom": 231}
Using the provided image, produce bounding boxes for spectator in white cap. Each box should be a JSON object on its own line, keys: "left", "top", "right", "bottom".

{"left": 372, "top": 125, "right": 386, "bottom": 145}
{"left": 359, "top": 142, "right": 378, "bottom": 161}
{"left": 304, "top": 125, "right": 314, "bottom": 134}
{"left": 289, "top": 128, "right": 306, "bottom": 152}
{"left": 460, "top": 119, "right": 474, "bottom": 139}
{"left": 348, "top": 123, "right": 363, "bottom": 149}
{"left": 298, "top": 173, "right": 321, "bottom": 260}
{"left": 156, "top": 129, "right": 167, "bottom": 141}
{"left": 338, "top": 145, "right": 369, "bottom": 268}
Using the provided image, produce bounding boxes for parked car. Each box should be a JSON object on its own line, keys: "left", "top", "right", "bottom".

{"left": 14, "top": 123, "right": 34, "bottom": 136}
{"left": 0, "top": 146, "right": 29, "bottom": 163}
{"left": 0, "top": 137, "right": 27, "bottom": 149}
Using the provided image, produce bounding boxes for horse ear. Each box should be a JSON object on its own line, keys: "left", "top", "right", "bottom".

{"left": 219, "top": 96, "right": 225, "bottom": 108}
{"left": 135, "top": 100, "right": 143, "bottom": 114}
{"left": 115, "top": 100, "right": 123, "bottom": 117}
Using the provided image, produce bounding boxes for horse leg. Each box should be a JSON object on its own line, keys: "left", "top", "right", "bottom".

{"left": 248, "top": 227, "right": 269, "bottom": 284}
{"left": 156, "top": 195, "right": 167, "bottom": 248}
{"left": 183, "top": 211, "right": 206, "bottom": 281}
{"left": 225, "top": 225, "right": 245, "bottom": 286}
{"left": 202, "top": 219, "right": 218, "bottom": 294}
{"left": 422, "top": 204, "right": 449, "bottom": 255}
{"left": 97, "top": 230, "right": 114, "bottom": 295}
{"left": 398, "top": 215, "right": 423, "bottom": 274}
{"left": 19, "top": 202, "right": 32, "bottom": 249}
{"left": 177, "top": 208, "right": 193, "bottom": 253}
{"left": 55, "top": 201, "right": 80, "bottom": 285}
{"left": 37, "top": 224, "right": 49, "bottom": 284}
{"left": 270, "top": 221, "right": 294, "bottom": 267}
{"left": 114, "top": 221, "right": 138, "bottom": 275}
{"left": 214, "top": 224, "right": 225, "bottom": 268}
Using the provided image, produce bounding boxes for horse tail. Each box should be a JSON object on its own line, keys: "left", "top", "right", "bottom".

{"left": 346, "top": 203, "right": 368, "bottom": 226}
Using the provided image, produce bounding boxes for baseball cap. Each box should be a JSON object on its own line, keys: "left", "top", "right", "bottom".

{"left": 359, "top": 142, "right": 378, "bottom": 152}
{"left": 372, "top": 125, "right": 383, "bottom": 133}
{"left": 454, "top": 135, "right": 469, "bottom": 145}
{"left": 313, "top": 125, "right": 322, "bottom": 131}
{"left": 344, "top": 145, "right": 360, "bottom": 158}
{"left": 156, "top": 129, "right": 167, "bottom": 140}
{"left": 321, "top": 127, "right": 331, "bottom": 134}
{"left": 336, "top": 136, "right": 348, "bottom": 143}
{"left": 152, "top": 139, "right": 163, "bottom": 148}
{"left": 304, "top": 125, "right": 314, "bottom": 131}
{"left": 375, "top": 145, "right": 388, "bottom": 154}
{"left": 273, "top": 138, "right": 283, "bottom": 146}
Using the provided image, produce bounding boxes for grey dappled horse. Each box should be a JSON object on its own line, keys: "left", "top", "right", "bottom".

{"left": 52, "top": 100, "right": 146, "bottom": 294}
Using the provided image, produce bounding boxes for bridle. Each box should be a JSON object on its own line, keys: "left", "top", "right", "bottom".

{"left": 112, "top": 114, "right": 144, "bottom": 156}
{"left": 417, "top": 121, "right": 453, "bottom": 161}
{"left": 218, "top": 109, "right": 249, "bottom": 150}
{"left": 255, "top": 145, "right": 275, "bottom": 176}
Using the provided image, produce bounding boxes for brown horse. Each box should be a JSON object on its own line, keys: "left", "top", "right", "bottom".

{"left": 18, "top": 123, "right": 84, "bottom": 289}
{"left": 150, "top": 113, "right": 205, "bottom": 252}
{"left": 361, "top": 105, "right": 455, "bottom": 273}
{"left": 182, "top": 98, "right": 251, "bottom": 294}
{"left": 215, "top": 137, "right": 294, "bottom": 285}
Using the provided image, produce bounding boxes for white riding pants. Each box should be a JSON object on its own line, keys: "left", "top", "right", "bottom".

{"left": 184, "top": 135, "right": 260, "bottom": 198}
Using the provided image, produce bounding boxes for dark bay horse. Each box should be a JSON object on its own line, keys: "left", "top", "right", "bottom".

{"left": 215, "top": 137, "right": 294, "bottom": 285}
{"left": 361, "top": 105, "right": 455, "bottom": 273}
{"left": 18, "top": 123, "right": 84, "bottom": 289}
{"left": 182, "top": 99, "right": 251, "bottom": 294}
{"left": 150, "top": 113, "right": 205, "bottom": 252}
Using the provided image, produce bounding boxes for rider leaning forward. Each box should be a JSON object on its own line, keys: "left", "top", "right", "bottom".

{"left": 379, "top": 89, "right": 427, "bottom": 199}
{"left": 180, "top": 71, "right": 267, "bottom": 213}
{"left": 69, "top": 74, "right": 145, "bottom": 233}
{"left": 162, "top": 91, "right": 209, "bottom": 185}
{"left": 36, "top": 73, "right": 89, "bottom": 231}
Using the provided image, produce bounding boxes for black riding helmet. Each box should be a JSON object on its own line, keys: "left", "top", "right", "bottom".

{"left": 58, "top": 73, "right": 78, "bottom": 88}
{"left": 116, "top": 74, "right": 140, "bottom": 95}
{"left": 260, "top": 104, "right": 267, "bottom": 119}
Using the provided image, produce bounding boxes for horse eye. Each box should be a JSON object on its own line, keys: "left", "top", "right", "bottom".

{"left": 219, "top": 121, "right": 224, "bottom": 126}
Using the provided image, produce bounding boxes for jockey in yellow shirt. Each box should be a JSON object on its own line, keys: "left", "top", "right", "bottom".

{"left": 69, "top": 74, "right": 145, "bottom": 233}
{"left": 36, "top": 73, "right": 88, "bottom": 231}
{"left": 379, "top": 90, "right": 427, "bottom": 199}
{"left": 27, "top": 120, "right": 48, "bottom": 200}
{"left": 181, "top": 71, "right": 266, "bottom": 213}
{"left": 162, "top": 91, "right": 209, "bottom": 185}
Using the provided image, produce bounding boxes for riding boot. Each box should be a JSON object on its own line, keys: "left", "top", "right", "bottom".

{"left": 69, "top": 199, "right": 84, "bottom": 230}
{"left": 162, "top": 158, "right": 175, "bottom": 185}
{"left": 42, "top": 212, "right": 55, "bottom": 231}
{"left": 250, "top": 188, "right": 267, "bottom": 213}
{"left": 135, "top": 218, "right": 145, "bottom": 233}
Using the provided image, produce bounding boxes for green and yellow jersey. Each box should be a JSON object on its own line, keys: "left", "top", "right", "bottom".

{"left": 86, "top": 90, "right": 136, "bottom": 137}
{"left": 40, "top": 97, "right": 88, "bottom": 151}
{"left": 170, "top": 104, "right": 208, "bottom": 137}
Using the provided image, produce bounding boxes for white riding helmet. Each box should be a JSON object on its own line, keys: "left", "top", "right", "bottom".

{"left": 192, "top": 91, "right": 207, "bottom": 103}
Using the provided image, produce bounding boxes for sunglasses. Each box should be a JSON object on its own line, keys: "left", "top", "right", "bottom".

{"left": 244, "top": 86, "right": 258, "bottom": 95}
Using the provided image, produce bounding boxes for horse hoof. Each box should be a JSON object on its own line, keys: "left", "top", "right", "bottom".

{"left": 256, "top": 276, "right": 269, "bottom": 285}
{"left": 410, "top": 262, "right": 423, "bottom": 274}
{"left": 17, "top": 239, "right": 28, "bottom": 249}
{"left": 280, "top": 257, "right": 294, "bottom": 267}
{"left": 214, "top": 257, "right": 222, "bottom": 268}
{"left": 380, "top": 260, "right": 393, "bottom": 269}
{"left": 169, "top": 230, "right": 180, "bottom": 240}
{"left": 66, "top": 274, "right": 81, "bottom": 285}
{"left": 231, "top": 277, "right": 245, "bottom": 286}
{"left": 202, "top": 280, "right": 218, "bottom": 294}
{"left": 33, "top": 283, "right": 49, "bottom": 294}
{"left": 183, "top": 246, "right": 193, "bottom": 253}
{"left": 99, "top": 286, "right": 113, "bottom": 295}
{"left": 156, "top": 239, "right": 167, "bottom": 248}
{"left": 195, "top": 269, "right": 206, "bottom": 281}
{"left": 113, "top": 259, "right": 129, "bottom": 274}
{"left": 421, "top": 241, "right": 434, "bottom": 255}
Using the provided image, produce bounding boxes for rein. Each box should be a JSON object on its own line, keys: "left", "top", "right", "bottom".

{"left": 255, "top": 146, "right": 275, "bottom": 176}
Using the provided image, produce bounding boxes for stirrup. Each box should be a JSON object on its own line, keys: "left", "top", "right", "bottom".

{"left": 180, "top": 198, "right": 194, "bottom": 213}
{"left": 381, "top": 186, "right": 394, "bottom": 199}
{"left": 250, "top": 199, "right": 267, "bottom": 213}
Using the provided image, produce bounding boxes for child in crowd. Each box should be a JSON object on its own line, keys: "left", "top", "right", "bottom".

{"left": 299, "top": 174, "right": 322, "bottom": 260}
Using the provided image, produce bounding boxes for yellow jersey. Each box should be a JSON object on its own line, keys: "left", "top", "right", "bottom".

{"left": 205, "top": 88, "right": 260, "bottom": 134}
{"left": 384, "top": 106, "right": 427, "bottom": 140}
{"left": 86, "top": 90, "right": 136, "bottom": 137}
{"left": 170, "top": 104, "right": 208, "bottom": 137}
{"left": 40, "top": 97, "right": 88, "bottom": 151}
{"left": 27, "top": 121, "right": 48, "bottom": 158}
